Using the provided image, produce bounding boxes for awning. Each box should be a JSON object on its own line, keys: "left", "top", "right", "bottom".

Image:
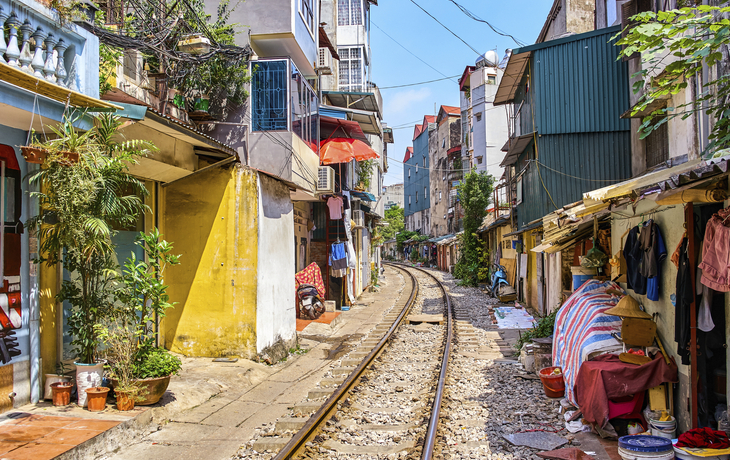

{"left": 503, "top": 220, "right": 542, "bottom": 237}
{"left": 500, "top": 132, "right": 535, "bottom": 167}
{"left": 583, "top": 157, "right": 703, "bottom": 204}
{"left": 494, "top": 51, "right": 531, "bottom": 106}
{"left": 0, "top": 61, "right": 121, "bottom": 110}
{"left": 318, "top": 27, "right": 340, "bottom": 60}
{"left": 115, "top": 103, "right": 236, "bottom": 156}
{"left": 320, "top": 116, "right": 369, "bottom": 144}
{"left": 428, "top": 234, "right": 454, "bottom": 243}
{"left": 323, "top": 91, "right": 381, "bottom": 118}
{"left": 478, "top": 215, "right": 510, "bottom": 233}
{"left": 350, "top": 190, "right": 376, "bottom": 202}
{"left": 320, "top": 104, "right": 381, "bottom": 136}
{"left": 535, "top": 200, "right": 611, "bottom": 254}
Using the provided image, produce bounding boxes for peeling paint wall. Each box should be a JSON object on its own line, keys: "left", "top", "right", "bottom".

{"left": 164, "top": 165, "right": 259, "bottom": 358}
{"left": 256, "top": 174, "right": 296, "bottom": 352}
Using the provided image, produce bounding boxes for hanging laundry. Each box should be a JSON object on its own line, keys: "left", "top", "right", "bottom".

{"left": 696, "top": 240, "right": 715, "bottom": 332}
{"left": 624, "top": 226, "right": 647, "bottom": 296}
{"left": 330, "top": 267, "right": 347, "bottom": 278}
{"left": 329, "top": 242, "right": 348, "bottom": 270}
{"left": 699, "top": 208, "right": 730, "bottom": 292}
{"left": 675, "top": 237, "right": 693, "bottom": 365}
{"left": 624, "top": 221, "right": 666, "bottom": 300}
{"left": 327, "top": 196, "right": 343, "bottom": 220}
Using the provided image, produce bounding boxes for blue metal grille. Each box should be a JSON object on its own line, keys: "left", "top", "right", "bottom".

{"left": 252, "top": 60, "right": 288, "bottom": 131}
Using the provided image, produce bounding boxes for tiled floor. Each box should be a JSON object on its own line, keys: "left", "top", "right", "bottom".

{"left": 0, "top": 413, "right": 120, "bottom": 460}
{"left": 296, "top": 311, "right": 342, "bottom": 331}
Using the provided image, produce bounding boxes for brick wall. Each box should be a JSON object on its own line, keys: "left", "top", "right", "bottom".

{"left": 311, "top": 241, "right": 328, "bottom": 276}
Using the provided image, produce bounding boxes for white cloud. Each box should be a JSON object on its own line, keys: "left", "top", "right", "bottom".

{"left": 384, "top": 87, "right": 432, "bottom": 118}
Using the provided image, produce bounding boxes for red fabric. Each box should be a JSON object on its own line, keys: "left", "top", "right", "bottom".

{"left": 295, "top": 262, "right": 325, "bottom": 298}
{"left": 676, "top": 428, "right": 730, "bottom": 449}
{"left": 574, "top": 353, "right": 678, "bottom": 428}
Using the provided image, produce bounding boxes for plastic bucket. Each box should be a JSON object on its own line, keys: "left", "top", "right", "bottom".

{"left": 618, "top": 447, "right": 674, "bottom": 460}
{"left": 649, "top": 416, "right": 676, "bottom": 439}
{"left": 572, "top": 267, "right": 597, "bottom": 290}
{"left": 538, "top": 366, "right": 565, "bottom": 398}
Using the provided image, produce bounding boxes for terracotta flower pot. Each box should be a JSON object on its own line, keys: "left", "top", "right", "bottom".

{"left": 115, "top": 390, "right": 135, "bottom": 411}
{"left": 85, "top": 386, "right": 110, "bottom": 412}
{"left": 20, "top": 146, "right": 49, "bottom": 164}
{"left": 113, "top": 375, "right": 171, "bottom": 406}
{"left": 44, "top": 374, "right": 72, "bottom": 400}
{"left": 50, "top": 382, "right": 72, "bottom": 406}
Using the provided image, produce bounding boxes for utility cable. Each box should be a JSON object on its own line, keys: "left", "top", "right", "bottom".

{"left": 379, "top": 75, "right": 461, "bottom": 90}
{"left": 444, "top": 0, "right": 527, "bottom": 46}
{"left": 371, "top": 21, "right": 458, "bottom": 83}
{"left": 406, "top": 0, "right": 482, "bottom": 56}
{"left": 528, "top": 160, "right": 625, "bottom": 183}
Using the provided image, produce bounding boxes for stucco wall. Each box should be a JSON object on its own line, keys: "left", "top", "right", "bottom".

{"left": 256, "top": 174, "right": 296, "bottom": 352}
{"left": 164, "top": 165, "right": 259, "bottom": 358}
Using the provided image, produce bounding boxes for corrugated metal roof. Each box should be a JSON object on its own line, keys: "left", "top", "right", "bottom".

{"left": 532, "top": 26, "right": 630, "bottom": 135}
{"left": 404, "top": 146, "right": 413, "bottom": 162}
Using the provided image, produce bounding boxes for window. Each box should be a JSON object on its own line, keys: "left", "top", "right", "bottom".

{"left": 290, "top": 62, "right": 319, "bottom": 149}
{"left": 442, "top": 138, "right": 446, "bottom": 149}
{"left": 409, "top": 195, "right": 411, "bottom": 205}
{"left": 416, "top": 191, "right": 419, "bottom": 202}
{"left": 516, "top": 176, "right": 523, "bottom": 205}
{"left": 338, "top": 0, "right": 363, "bottom": 26}
{"left": 475, "top": 112, "right": 482, "bottom": 121}
{"left": 423, "top": 156, "right": 426, "bottom": 167}
{"left": 477, "top": 156, "right": 483, "bottom": 164}
{"left": 300, "top": 0, "right": 315, "bottom": 33}
{"left": 645, "top": 118, "right": 669, "bottom": 169}
{"left": 338, "top": 47, "right": 363, "bottom": 92}
{"left": 424, "top": 187, "right": 427, "bottom": 198}
{"left": 487, "top": 75, "right": 496, "bottom": 85}
{"left": 408, "top": 167, "right": 411, "bottom": 178}
{"left": 439, "top": 191, "right": 442, "bottom": 200}
{"left": 416, "top": 164, "right": 418, "bottom": 173}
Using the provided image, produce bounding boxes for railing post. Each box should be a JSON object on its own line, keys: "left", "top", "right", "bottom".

{"left": 0, "top": 7, "right": 7, "bottom": 64}
{"left": 43, "top": 34, "right": 58, "bottom": 82}
{"left": 30, "top": 27, "right": 46, "bottom": 78}
{"left": 18, "top": 20, "right": 32, "bottom": 73}
{"left": 54, "top": 39, "right": 68, "bottom": 87}
{"left": 5, "top": 13, "right": 21, "bottom": 67}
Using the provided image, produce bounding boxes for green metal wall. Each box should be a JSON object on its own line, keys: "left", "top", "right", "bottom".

{"left": 531, "top": 26, "right": 630, "bottom": 135}
{"left": 515, "top": 131, "right": 632, "bottom": 228}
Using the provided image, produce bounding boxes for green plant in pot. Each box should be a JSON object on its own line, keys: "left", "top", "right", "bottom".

{"left": 26, "top": 113, "right": 156, "bottom": 406}
{"left": 116, "top": 228, "right": 182, "bottom": 405}
{"left": 98, "top": 322, "right": 143, "bottom": 411}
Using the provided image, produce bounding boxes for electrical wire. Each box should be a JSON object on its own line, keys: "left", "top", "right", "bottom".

{"left": 371, "top": 21, "right": 459, "bottom": 83}
{"left": 379, "top": 75, "right": 461, "bottom": 90}
{"left": 406, "top": 0, "right": 482, "bottom": 56}
{"left": 444, "top": 0, "right": 527, "bottom": 46}
{"left": 528, "top": 160, "right": 626, "bottom": 183}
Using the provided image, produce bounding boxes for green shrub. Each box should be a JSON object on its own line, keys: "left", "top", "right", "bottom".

{"left": 133, "top": 348, "right": 182, "bottom": 379}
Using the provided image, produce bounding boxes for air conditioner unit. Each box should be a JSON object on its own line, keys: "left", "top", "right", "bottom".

{"left": 317, "top": 166, "right": 335, "bottom": 193}
{"left": 353, "top": 210, "right": 365, "bottom": 228}
{"left": 316, "top": 48, "right": 333, "bottom": 75}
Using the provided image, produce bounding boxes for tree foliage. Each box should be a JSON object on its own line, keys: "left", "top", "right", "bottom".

{"left": 615, "top": 5, "right": 730, "bottom": 156}
{"left": 26, "top": 114, "right": 155, "bottom": 363}
{"left": 453, "top": 170, "right": 494, "bottom": 286}
{"left": 381, "top": 205, "right": 404, "bottom": 241}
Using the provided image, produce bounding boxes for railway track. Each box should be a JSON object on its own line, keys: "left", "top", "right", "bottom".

{"left": 250, "top": 263, "right": 454, "bottom": 460}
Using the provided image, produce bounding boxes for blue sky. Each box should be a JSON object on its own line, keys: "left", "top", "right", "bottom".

{"left": 370, "top": 0, "right": 554, "bottom": 186}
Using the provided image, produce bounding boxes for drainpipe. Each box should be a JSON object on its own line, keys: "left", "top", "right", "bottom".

{"left": 27, "top": 163, "right": 41, "bottom": 403}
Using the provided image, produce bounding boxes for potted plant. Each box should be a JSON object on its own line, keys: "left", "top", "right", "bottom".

{"left": 50, "top": 381, "right": 73, "bottom": 406}
{"left": 44, "top": 361, "right": 72, "bottom": 400}
{"left": 85, "top": 386, "right": 110, "bottom": 411}
{"left": 25, "top": 114, "right": 156, "bottom": 407}
{"left": 116, "top": 229, "right": 182, "bottom": 405}
{"left": 99, "top": 322, "right": 143, "bottom": 411}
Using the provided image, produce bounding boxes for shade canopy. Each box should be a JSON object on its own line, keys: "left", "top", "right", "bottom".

{"left": 320, "top": 138, "right": 379, "bottom": 165}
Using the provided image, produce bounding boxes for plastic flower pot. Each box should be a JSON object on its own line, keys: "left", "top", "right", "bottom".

{"left": 115, "top": 390, "right": 135, "bottom": 411}
{"left": 50, "top": 382, "right": 72, "bottom": 406}
{"left": 85, "top": 387, "right": 110, "bottom": 412}
{"left": 538, "top": 366, "right": 565, "bottom": 398}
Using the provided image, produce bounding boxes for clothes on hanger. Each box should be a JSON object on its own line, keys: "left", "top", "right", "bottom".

{"left": 675, "top": 237, "right": 693, "bottom": 365}
{"left": 329, "top": 241, "right": 348, "bottom": 270}
{"left": 624, "top": 221, "right": 666, "bottom": 300}
{"left": 699, "top": 207, "right": 730, "bottom": 292}
{"left": 696, "top": 240, "right": 715, "bottom": 332}
{"left": 624, "top": 226, "right": 647, "bottom": 296}
{"left": 327, "top": 195, "right": 343, "bottom": 220}
{"left": 330, "top": 267, "right": 347, "bottom": 278}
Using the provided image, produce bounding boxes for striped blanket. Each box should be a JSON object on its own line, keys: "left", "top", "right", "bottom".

{"left": 552, "top": 280, "right": 623, "bottom": 405}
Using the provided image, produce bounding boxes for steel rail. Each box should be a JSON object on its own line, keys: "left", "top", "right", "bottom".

{"left": 407, "top": 265, "right": 453, "bottom": 460}
{"left": 272, "top": 263, "right": 419, "bottom": 460}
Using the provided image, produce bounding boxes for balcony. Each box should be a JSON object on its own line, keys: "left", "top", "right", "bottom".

{"left": 250, "top": 58, "right": 320, "bottom": 195}
{"left": 0, "top": 0, "right": 107, "bottom": 131}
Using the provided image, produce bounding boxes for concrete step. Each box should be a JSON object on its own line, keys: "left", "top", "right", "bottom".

{"left": 252, "top": 436, "right": 291, "bottom": 453}
{"left": 275, "top": 417, "right": 308, "bottom": 433}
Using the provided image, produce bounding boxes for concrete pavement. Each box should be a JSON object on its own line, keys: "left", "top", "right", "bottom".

{"left": 98, "top": 266, "right": 408, "bottom": 460}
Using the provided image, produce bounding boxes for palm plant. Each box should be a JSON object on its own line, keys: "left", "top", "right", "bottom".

{"left": 26, "top": 113, "right": 157, "bottom": 364}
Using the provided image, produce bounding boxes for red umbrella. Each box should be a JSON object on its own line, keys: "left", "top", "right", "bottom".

{"left": 320, "top": 138, "right": 379, "bottom": 165}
